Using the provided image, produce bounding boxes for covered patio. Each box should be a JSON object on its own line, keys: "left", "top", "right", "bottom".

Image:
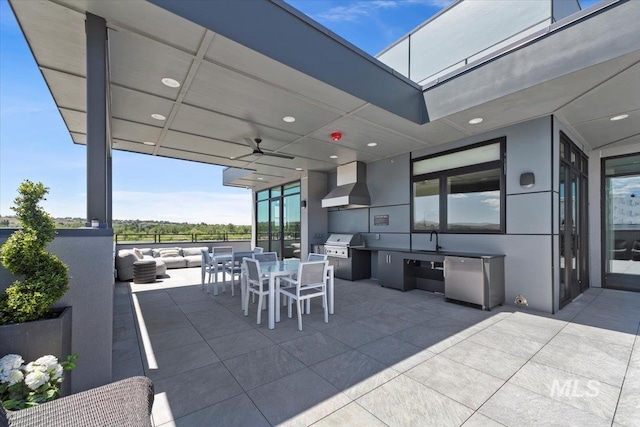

{"left": 114, "top": 269, "right": 640, "bottom": 426}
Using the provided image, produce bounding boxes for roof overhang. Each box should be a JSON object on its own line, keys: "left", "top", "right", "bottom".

{"left": 7, "top": 0, "right": 639, "bottom": 190}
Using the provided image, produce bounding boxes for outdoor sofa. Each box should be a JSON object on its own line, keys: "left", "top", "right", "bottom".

{"left": 115, "top": 246, "right": 208, "bottom": 281}
{"left": 1, "top": 376, "right": 154, "bottom": 427}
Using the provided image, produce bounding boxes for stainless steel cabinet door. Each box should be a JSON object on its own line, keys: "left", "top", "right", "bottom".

{"left": 444, "top": 256, "right": 483, "bottom": 304}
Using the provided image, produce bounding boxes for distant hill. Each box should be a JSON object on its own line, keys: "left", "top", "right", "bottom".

{"left": 0, "top": 216, "right": 252, "bottom": 236}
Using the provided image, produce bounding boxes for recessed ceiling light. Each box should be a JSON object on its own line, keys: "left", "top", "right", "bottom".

{"left": 257, "top": 177, "right": 264, "bottom": 180}
{"left": 330, "top": 155, "right": 338, "bottom": 159}
{"left": 142, "top": 141, "right": 155, "bottom": 146}
{"left": 295, "top": 167, "right": 303, "bottom": 171}
{"left": 161, "top": 78, "right": 181, "bottom": 88}
{"left": 468, "top": 117, "right": 483, "bottom": 125}
{"left": 283, "top": 116, "right": 296, "bottom": 123}
{"left": 151, "top": 113, "right": 166, "bottom": 121}
{"left": 367, "top": 142, "right": 378, "bottom": 147}
{"left": 610, "top": 114, "right": 629, "bottom": 121}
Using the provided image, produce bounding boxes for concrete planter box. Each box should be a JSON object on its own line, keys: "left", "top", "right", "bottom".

{"left": 0, "top": 307, "right": 72, "bottom": 395}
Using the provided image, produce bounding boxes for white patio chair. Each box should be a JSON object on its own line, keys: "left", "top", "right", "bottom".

{"left": 253, "top": 247, "right": 264, "bottom": 254}
{"left": 212, "top": 246, "right": 234, "bottom": 295}
{"left": 253, "top": 252, "right": 278, "bottom": 263}
{"left": 243, "top": 258, "right": 271, "bottom": 325}
{"left": 201, "top": 249, "right": 215, "bottom": 289}
{"left": 277, "top": 261, "right": 328, "bottom": 331}
{"left": 307, "top": 253, "right": 327, "bottom": 261}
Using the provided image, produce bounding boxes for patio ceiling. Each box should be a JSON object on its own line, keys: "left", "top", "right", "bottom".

{"left": 8, "top": 0, "right": 640, "bottom": 189}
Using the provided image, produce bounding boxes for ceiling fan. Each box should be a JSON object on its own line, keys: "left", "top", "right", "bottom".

{"left": 232, "top": 138, "right": 294, "bottom": 160}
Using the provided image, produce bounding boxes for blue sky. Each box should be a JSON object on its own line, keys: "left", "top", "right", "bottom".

{"left": 0, "top": 0, "right": 601, "bottom": 224}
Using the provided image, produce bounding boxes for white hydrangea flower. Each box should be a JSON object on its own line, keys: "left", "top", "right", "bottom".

{"left": 51, "top": 364, "right": 64, "bottom": 381}
{"left": 25, "top": 361, "right": 47, "bottom": 373}
{"left": 6, "top": 369, "right": 24, "bottom": 386}
{"left": 24, "top": 370, "right": 49, "bottom": 390}
{"left": 0, "top": 354, "right": 24, "bottom": 371}
{"left": 34, "top": 355, "right": 59, "bottom": 372}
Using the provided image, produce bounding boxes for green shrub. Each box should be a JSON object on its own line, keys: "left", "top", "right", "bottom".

{"left": 0, "top": 181, "right": 69, "bottom": 325}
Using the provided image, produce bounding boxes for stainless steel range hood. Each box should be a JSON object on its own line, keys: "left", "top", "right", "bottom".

{"left": 322, "top": 161, "right": 371, "bottom": 208}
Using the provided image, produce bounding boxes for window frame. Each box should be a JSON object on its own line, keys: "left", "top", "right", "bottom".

{"left": 411, "top": 137, "right": 506, "bottom": 234}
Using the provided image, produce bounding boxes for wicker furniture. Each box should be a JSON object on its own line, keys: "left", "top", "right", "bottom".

{"left": 133, "top": 260, "right": 156, "bottom": 284}
{"left": 1, "top": 376, "right": 154, "bottom": 427}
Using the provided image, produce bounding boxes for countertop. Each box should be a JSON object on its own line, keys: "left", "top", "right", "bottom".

{"left": 354, "top": 247, "right": 505, "bottom": 259}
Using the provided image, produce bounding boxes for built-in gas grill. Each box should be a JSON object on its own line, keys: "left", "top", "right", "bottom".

{"left": 324, "top": 233, "right": 370, "bottom": 280}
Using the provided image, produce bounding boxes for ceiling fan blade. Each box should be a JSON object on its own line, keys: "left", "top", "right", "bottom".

{"left": 264, "top": 152, "right": 295, "bottom": 160}
{"left": 243, "top": 137, "right": 259, "bottom": 150}
{"left": 232, "top": 152, "right": 259, "bottom": 161}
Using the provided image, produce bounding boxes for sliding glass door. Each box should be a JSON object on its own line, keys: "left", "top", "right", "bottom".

{"left": 559, "top": 134, "right": 589, "bottom": 307}
{"left": 255, "top": 182, "right": 301, "bottom": 258}
{"left": 603, "top": 154, "right": 640, "bottom": 291}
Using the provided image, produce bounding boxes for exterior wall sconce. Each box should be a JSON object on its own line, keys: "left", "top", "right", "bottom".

{"left": 520, "top": 172, "right": 535, "bottom": 189}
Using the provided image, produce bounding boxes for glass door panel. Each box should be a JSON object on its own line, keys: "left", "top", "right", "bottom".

{"left": 269, "top": 198, "right": 281, "bottom": 256}
{"left": 603, "top": 155, "right": 640, "bottom": 291}
{"left": 559, "top": 165, "right": 567, "bottom": 303}
{"left": 570, "top": 173, "right": 580, "bottom": 298}
{"left": 559, "top": 133, "right": 588, "bottom": 308}
{"left": 283, "top": 193, "right": 301, "bottom": 258}
{"left": 256, "top": 201, "right": 269, "bottom": 252}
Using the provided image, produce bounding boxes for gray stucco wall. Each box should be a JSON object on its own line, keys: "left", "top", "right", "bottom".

{"left": 328, "top": 117, "right": 557, "bottom": 312}
{"left": 0, "top": 229, "right": 114, "bottom": 393}
{"left": 302, "top": 171, "right": 329, "bottom": 260}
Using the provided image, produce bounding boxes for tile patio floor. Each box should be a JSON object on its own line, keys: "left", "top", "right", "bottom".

{"left": 112, "top": 267, "right": 640, "bottom": 427}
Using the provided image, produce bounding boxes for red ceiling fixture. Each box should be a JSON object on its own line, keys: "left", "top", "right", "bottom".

{"left": 330, "top": 132, "right": 342, "bottom": 141}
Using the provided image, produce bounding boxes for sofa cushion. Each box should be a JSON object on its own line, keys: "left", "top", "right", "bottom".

{"left": 161, "top": 257, "right": 187, "bottom": 269}
{"left": 181, "top": 247, "right": 208, "bottom": 257}
{"left": 153, "top": 247, "right": 181, "bottom": 258}
{"left": 158, "top": 249, "right": 180, "bottom": 258}
{"left": 139, "top": 248, "right": 153, "bottom": 257}
{"left": 184, "top": 255, "right": 202, "bottom": 268}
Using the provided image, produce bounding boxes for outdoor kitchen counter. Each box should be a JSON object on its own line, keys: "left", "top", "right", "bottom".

{"left": 359, "top": 247, "right": 505, "bottom": 259}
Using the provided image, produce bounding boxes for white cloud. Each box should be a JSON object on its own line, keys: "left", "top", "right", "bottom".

{"left": 112, "top": 191, "right": 252, "bottom": 224}
{"left": 0, "top": 100, "right": 54, "bottom": 116}
{"left": 481, "top": 198, "right": 500, "bottom": 211}
{"left": 316, "top": 0, "right": 452, "bottom": 23}
{"left": 449, "top": 193, "right": 468, "bottom": 199}
{"left": 3, "top": 190, "right": 253, "bottom": 225}
{"left": 611, "top": 176, "right": 640, "bottom": 196}
{"left": 317, "top": 1, "right": 397, "bottom": 22}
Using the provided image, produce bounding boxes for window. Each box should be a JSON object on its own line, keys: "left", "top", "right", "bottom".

{"left": 412, "top": 138, "right": 505, "bottom": 233}
{"left": 255, "top": 181, "right": 301, "bottom": 258}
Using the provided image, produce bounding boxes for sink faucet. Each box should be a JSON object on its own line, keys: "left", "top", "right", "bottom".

{"left": 430, "top": 230, "right": 442, "bottom": 252}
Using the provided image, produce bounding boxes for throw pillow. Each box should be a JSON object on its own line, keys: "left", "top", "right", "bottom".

{"left": 159, "top": 249, "right": 180, "bottom": 258}
{"left": 133, "top": 248, "right": 144, "bottom": 260}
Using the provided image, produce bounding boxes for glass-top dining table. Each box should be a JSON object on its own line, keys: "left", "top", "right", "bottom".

{"left": 242, "top": 258, "right": 335, "bottom": 329}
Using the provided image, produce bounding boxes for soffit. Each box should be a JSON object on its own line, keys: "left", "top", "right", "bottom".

{"left": 9, "top": 0, "right": 639, "bottom": 189}
{"left": 422, "top": 0, "right": 640, "bottom": 151}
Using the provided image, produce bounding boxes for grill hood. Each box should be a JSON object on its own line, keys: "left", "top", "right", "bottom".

{"left": 322, "top": 161, "right": 371, "bottom": 208}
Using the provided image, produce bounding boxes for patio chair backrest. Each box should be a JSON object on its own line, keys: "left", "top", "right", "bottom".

{"left": 212, "top": 246, "right": 233, "bottom": 256}
{"left": 244, "top": 257, "right": 261, "bottom": 282}
{"left": 297, "top": 261, "right": 327, "bottom": 289}
{"left": 253, "top": 247, "right": 264, "bottom": 254}
{"left": 307, "top": 253, "right": 327, "bottom": 262}
{"left": 254, "top": 252, "right": 277, "bottom": 263}
{"left": 201, "top": 249, "right": 211, "bottom": 266}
